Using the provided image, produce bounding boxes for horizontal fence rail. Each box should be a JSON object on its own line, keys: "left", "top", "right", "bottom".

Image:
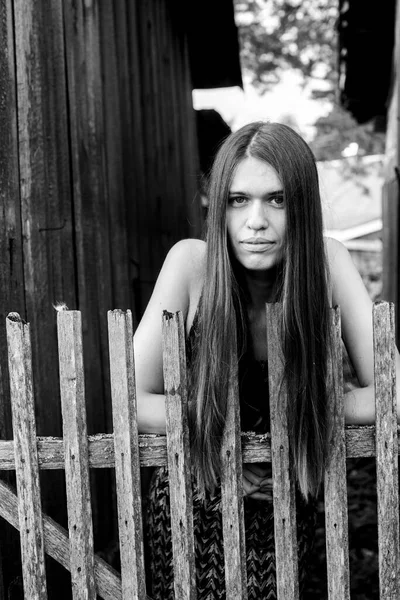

{"left": 0, "top": 302, "right": 398, "bottom": 599}
{"left": 0, "top": 426, "right": 396, "bottom": 469}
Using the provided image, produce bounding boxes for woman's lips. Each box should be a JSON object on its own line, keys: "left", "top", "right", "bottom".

{"left": 240, "top": 239, "right": 275, "bottom": 252}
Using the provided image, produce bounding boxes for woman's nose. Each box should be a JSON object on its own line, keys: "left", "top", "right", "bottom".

{"left": 246, "top": 200, "right": 268, "bottom": 230}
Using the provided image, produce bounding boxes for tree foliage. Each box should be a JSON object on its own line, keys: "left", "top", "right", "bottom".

{"left": 234, "top": 0, "right": 338, "bottom": 97}
{"left": 233, "top": 0, "right": 386, "bottom": 159}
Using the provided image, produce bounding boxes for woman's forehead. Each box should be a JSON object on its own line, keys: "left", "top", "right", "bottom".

{"left": 230, "top": 157, "right": 282, "bottom": 193}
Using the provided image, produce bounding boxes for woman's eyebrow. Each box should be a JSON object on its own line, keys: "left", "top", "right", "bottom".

{"left": 228, "top": 189, "right": 283, "bottom": 196}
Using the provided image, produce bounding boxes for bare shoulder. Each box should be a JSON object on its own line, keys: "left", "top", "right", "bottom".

{"left": 325, "top": 236, "right": 350, "bottom": 267}
{"left": 163, "top": 238, "right": 206, "bottom": 295}
{"left": 325, "top": 236, "right": 359, "bottom": 284}
{"left": 165, "top": 238, "right": 206, "bottom": 271}
{"left": 324, "top": 236, "right": 372, "bottom": 310}
{"left": 135, "top": 238, "right": 206, "bottom": 335}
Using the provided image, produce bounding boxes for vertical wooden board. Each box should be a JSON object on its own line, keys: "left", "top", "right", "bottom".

{"left": 382, "top": 180, "right": 400, "bottom": 341}
{"left": 98, "top": 2, "right": 131, "bottom": 312}
{"left": 265, "top": 303, "right": 299, "bottom": 600}
{"left": 63, "top": 0, "right": 116, "bottom": 549}
{"left": 6, "top": 314, "right": 47, "bottom": 599}
{"left": 124, "top": 0, "right": 152, "bottom": 316}
{"left": 13, "top": 0, "right": 76, "bottom": 437}
{"left": 220, "top": 338, "right": 248, "bottom": 599}
{"left": 373, "top": 301, "right": 400, "bottom": 599}
{"left": 159, "top": 2, "right": 182, "bottom": 250}
{"left": 154, "top": 0, "right": 172, "bottom": 258}
{"left": 108, "top": 310, "right": 146, "bottom": 600}
{"left": 324, "top": 308, "right": 350, "bottom": 600}
{"left": 57, "top": 310, "right": 96, "bottom": 599}
{"left": 12, "top": 9, "right": 75, "bottom": 588}
{"left": 162, "top": 311, "right": 197, "bottom": 600}
{"left": 63, "top": 0, "right": 112, "bottom": 434}
{"left": 0, "top": 0, "right": 26, "bottom": 442}
{"left": 113, "top": 0, "right": 141, "bottom": 322}
{"left": 134, "top": 0, "right": 158, "bottom": 307}
{"left": 168, "top": 8, "right": 193, "bottom": 243}
{"left": 162, "top": 5, "right": 183, "bottom": 245}
{"left": 174, "top": 12, "right": 202, "bottom": 240}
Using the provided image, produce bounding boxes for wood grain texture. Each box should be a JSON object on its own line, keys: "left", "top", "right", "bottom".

{"left": 324, "top": 308, "right": 350, "bottom": 600}
{"left": 220, "top": 330, "right": 248, "bottom": 599}
{"left": 113, "top": 0, "right": 141, "bottom": 304}
{"left": 266, "top": 303, "right": 299, "bottom": 600}
{"left": 108, "top": 310, "right": 146, "bottom": 600}
{"left": 99, "top": 4, "right": 131, "bottom": 312}
{"left": 162, "top": 311, "right": 197, "bottom": 600}
{"left": 0, "top": 478, "right": 132, "bottom": 600}
{"left": 373, "top": 301, "right": 400, "bottom": 599}
{"left": 57, "top": 310, "right": 96, "bottom": 599}
{"left": 124, "top": 0, "right": 151, "bottom": 315}
{"left": 63, "top": 0, "right": 115, "bottom": 551}
{"left": 0, "top": 426, "right": 391, "bottom": 470}
{"left": 13, "top": 0, "right": 76, "bottom": 437}
{"left": 6, "top": 314, "right": 48, "bottom": 599}
{"left": 0, "top": 0, "right": 25, "bottom": 442}
{"left": 62, "top": 0, "right": 111, "bottom": 436}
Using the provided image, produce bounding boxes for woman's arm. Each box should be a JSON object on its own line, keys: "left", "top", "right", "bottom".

{"left": 133, "top": 239, "right": 205, "bottom": 433}
{"left": 327, "top": 237, "right": 400, "bottom": 424}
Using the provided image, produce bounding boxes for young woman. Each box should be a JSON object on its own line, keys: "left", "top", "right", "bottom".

{"left": 134, "top": 121, "right": 400, "bottom": 599}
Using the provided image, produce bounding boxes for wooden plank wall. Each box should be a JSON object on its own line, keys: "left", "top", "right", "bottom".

{"left": 0, "top": 0, "right": 202, "bottom": 596}
{"left": 382, "top": 0, "right": 400, "bottom": 342}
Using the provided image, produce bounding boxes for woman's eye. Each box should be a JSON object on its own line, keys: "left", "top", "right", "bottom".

{"left": 269, "top": 195, "right": 284, "bottom": 207}
{"left": 229, "top": 196, "right": 248, "bottom": 207}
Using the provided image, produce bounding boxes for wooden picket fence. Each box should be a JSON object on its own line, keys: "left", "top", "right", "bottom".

{"left": 0, "top": 302, "right": 398, "bottom": 599}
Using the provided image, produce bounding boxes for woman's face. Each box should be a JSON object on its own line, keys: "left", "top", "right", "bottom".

{"left": 226, "top": 156, "right": 286, "bottom": 272}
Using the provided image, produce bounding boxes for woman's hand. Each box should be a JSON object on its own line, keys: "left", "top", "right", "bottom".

{"left": 242, "top": 463, "right": 272, "bottom": 501}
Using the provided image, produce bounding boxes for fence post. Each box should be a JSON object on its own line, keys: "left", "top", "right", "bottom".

{"left": 373, "top": 301, "right": 400, "bottom": 599}
{"left": 266, "top": 303, "right": 299, "bottom": 600}
{"left": 220, "top": 330, "right": 247, "bottom": 599}
{"left": 324, "top": 307, "right": 350, "bottom": 600}
{"left": 108, "top": 309, "right": 146, "bottom": 600}
{"left": 57, "top": 309, "right": 96, "bottom": 600}
{"left": 6, "top": 313, "right": 48, "bottom": 599}
{"left": 162, "top": 310, "right": 197, "bottom": 600}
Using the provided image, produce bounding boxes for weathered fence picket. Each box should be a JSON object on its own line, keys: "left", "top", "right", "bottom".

{"left": 162, "top": 310, "right": 197, "bottom": 600}
{"left": 0, "top": 302, "right": 398, "bottom": 599}
{"left": 220, "top": 330, "right": 247, "bottom": 599}
{"left": 373, "top": 302, "right": 400, "bottom": 599}
{"left": 266, "top": 303, "right": 299, "bottom": 600}
{"left": 108, "top": 309, "right": 146, "bottom": 600}
{"left": 6, "top": 314, "right": 48, "bottom": 600}
{"left": 57, "top": 309, "right": 96, "bottom": 599}
{"left": 324, "top": 308, "right": 350, "bottom": 600}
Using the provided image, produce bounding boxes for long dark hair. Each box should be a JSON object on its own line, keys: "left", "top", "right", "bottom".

{"left": 189, "top": 121, "right": 331, "bottom": 499}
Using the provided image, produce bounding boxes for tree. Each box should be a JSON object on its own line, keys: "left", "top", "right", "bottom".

{"left": 233, "top": 0, "right": 385, "bottom": 159}
{"left": 309, "top": 106, "right": 385, "bottom": 162}
{"left": 234, "top": 0, "right": 338, "bottom": 97}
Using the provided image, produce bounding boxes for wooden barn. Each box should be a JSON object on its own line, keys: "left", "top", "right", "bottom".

{"left": 0, "top": 0, "right": 241, "bottom": 596}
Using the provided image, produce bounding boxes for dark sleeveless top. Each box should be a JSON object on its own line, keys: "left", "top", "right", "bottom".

{"left": 186, "top": 310, "right": 270, "bottom": 433}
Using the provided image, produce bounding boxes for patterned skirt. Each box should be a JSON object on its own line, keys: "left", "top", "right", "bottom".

{"left": 145, "top": 466, "right": 316, "bottom": 600}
